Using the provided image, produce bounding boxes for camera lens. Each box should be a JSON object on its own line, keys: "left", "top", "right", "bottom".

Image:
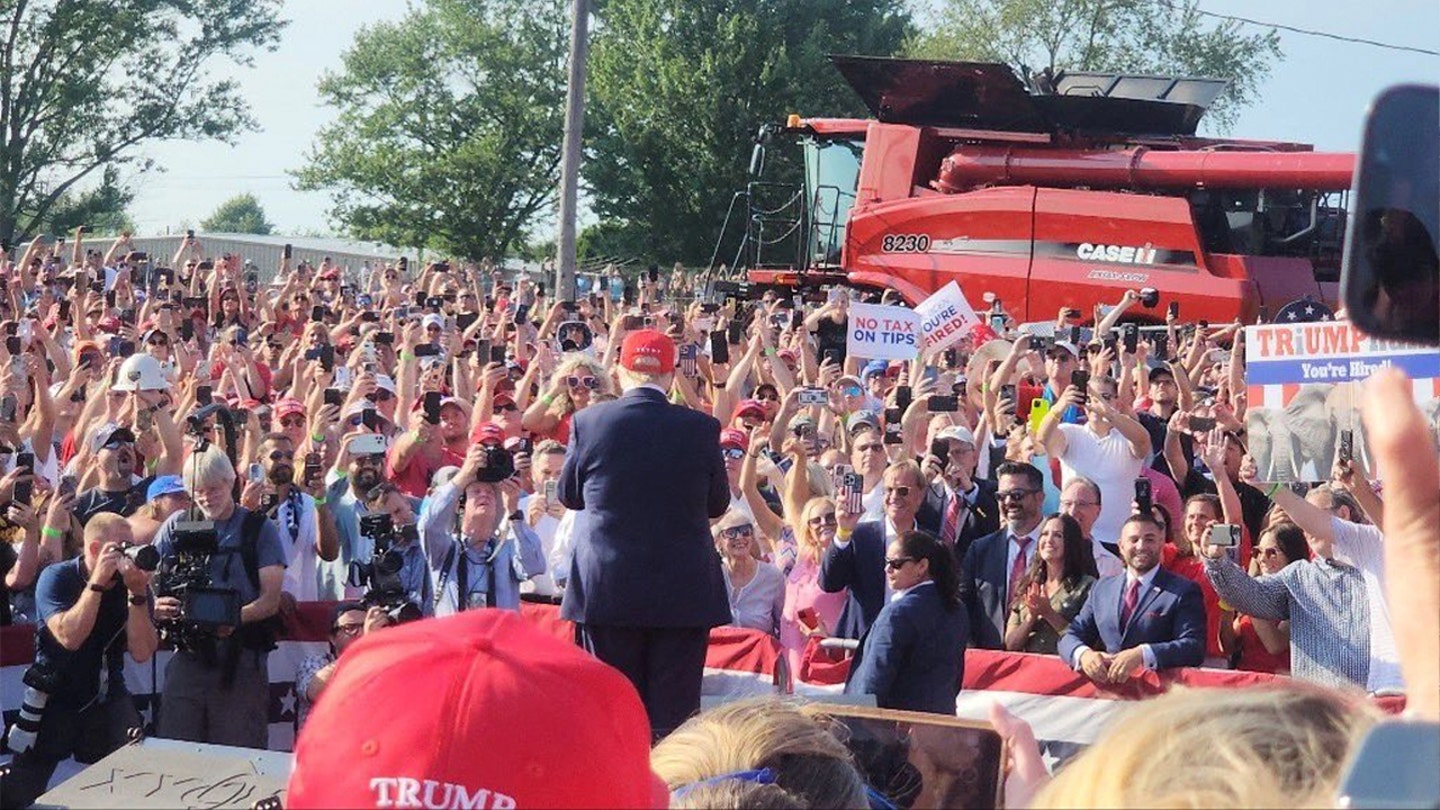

{"left": 123, "top": 544, "right": 161, "bottom": 572}
{"left": 375, "top": 550, "right": 404, "bottom": 576}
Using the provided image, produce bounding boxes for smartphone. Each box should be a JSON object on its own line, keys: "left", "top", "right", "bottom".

{"left": 413, "top": 343, "right": 441, "bottom": 358}
{"left": 943, "top": 347, "right": 959, "bottom": 368}
{"left": 676, "top": 344, "right": 698, "bottom": 378}
{"left": 15, "top": 451, "right": 33, "bottom": 476}
{"left": 1188, "top": 415, "right": 1217, "bottom": 433}
{"left": 1168, "top": 301, "right": 1180, "bottom": 320}
{"left": 422, "top": 391, "right": 442, "bottom": 425}
{"left": 1153, "top": 331, "right": 1170, "bottom": 362}
{"left": 247, "top": 463, "right": 265, "bottom": 484}
{"left": 1209, "top": 523, "right": 1241, "bottom": 547}
{"left": 485, "top": 344, "right": 506, "bottom": 365}
{"left": 927, "top": 395, "right": 958, "bottom": 413}
{"left": 362, "top": 408, "right": 379, "bottom": 431}
{"left": 58, "top": 300, "right": 71, "bottom": 321}
{"left": 841, "top": 472, "right": 864, "bottom": 515}
{"left": 882, "top": 409, "right": 904, "bottom": 445}
{"left": 12, "top": 477, "right": 31, "bottom": 506}
{"left": 374, "top": 331, "right": 395, "bottom": 346}
{"left": 1070, "top": 369, "right": 1090, "bottom": 404}
{"left": 817, "top": 704, "right": 1003, "bottom": 810}
{"left": 988, "top": 312, "right": 1006, "bottom": 332}
{"left": 1134, "top": 477, "right": 1153, "bottom": 516}
{"left": 134, "top": 407, "right": 153, "bottom": 433}
{"left": 929, "top": 438, "right": 950, "bottom": 466}
{"left": 359, "top": 311, "right": 379, "bottom": 323}
{"left": 709, "top": 330, "right": 730, "bottom": 364}
{"left": 513, "top": 302, "right": 531, "bottom": 323}
{"left": 1028, "top": 398, "right": 1051, "bottom": 433}
{"left": 797, "top": 607, "right": 820, "bottom": 631}
{"left": 180, "top": 319, "right": 194, "bottom": 342}
{"left": 542, "top": 478, "right": 558, "bottom": 507}
{"left": 311, "top": 305, "right": 325, "bottom": 323}
{"left": 1122, "top": 322, "right": 1139, "bottom": 354}
{"left": 196, "top": 385, "right": 213, "bottom": 406}
{"left": 894, "top": 384, "right": 912, "bottom": 412}
{"left": 319, "top": 345, "right": 336, "bottom": 372}
{"left": 116, "top": 339, "right": 136, "bottom": 358}
{"left": 999, "top": 383, "right": 1017, "bottom": 404}
{"left": 620, "top": 314, "right": 645, "bottom": 332}
{"left": 4, "top": 336, "right": 19, "bottom": 356}
{"left": 323, "top": 388, "right": 344, "bottom": 408}
{"left": 1339, "top": 429, "right": 1354, "bottom": 464}
{"left": 304, "top": 452, "right": 322, "bottom": 486}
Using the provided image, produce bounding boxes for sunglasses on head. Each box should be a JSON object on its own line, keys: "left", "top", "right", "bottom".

{"left": 567, "top": 375, "right": 600, "bottom": 390}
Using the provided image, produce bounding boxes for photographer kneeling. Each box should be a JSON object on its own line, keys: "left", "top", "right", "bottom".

{"left": 151, "top": 446, "right": 285, "bottom": 749}
{"left": 417, "top": 427, "right": 545, "bottom": 615}
{"left": 293, "top": 601, "right": 390, "bottom": 730}
{"left": 1, "top": 513, "right": 159, "bottom": 809}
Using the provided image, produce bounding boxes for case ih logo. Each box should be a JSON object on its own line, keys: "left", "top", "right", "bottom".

{"left": 1075, "top": 242, "right": 1158, "bottom": 265}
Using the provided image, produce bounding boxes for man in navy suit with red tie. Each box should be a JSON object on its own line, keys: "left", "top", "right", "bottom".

{"left": 1059, "top": 512, "right": 1206, "bottom": 682}
{"left": 558, "top": 329, "right": 731, "bottom": 737}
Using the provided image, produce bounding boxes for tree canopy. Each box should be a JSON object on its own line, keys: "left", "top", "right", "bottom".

{"left": 0, "top": 0, "right": 286, "bottom": 245}
{"left": 583, "top": 0, "right": 913, "bottom": 264}
{"left": 908, "top": 0, "right": 1282, "bottom": 131}
{"left": 293, "top": 0, "right": 568, "bottom": 259}
{"left": 202, "top": 193, "right": 275, "bottom": 235}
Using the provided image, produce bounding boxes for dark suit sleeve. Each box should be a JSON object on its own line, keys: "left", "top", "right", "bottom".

{"left": 959, "top": 540, "right": 981, "bottom": 644}
{"left": 820, "top": 536, "right": 858, "bottom": 594}
{"left": 1149, "top": 580, "right": 1207, "bottom": 669}
{"left": 703, "top": 418, "right": 729, "bottom": 519}
{"left": 1057, "top": 586, "right": 1101, "bottom": 668}
{"left": 557, "top": 417, "right": 585, "bottom": 511}
{"left": 852, "top": 606, "right": 917, "bottom": 700}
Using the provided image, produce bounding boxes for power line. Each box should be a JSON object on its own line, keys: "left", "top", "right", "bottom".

{"left": 1186, "top": 3, "right": 1439, "bottom": 57}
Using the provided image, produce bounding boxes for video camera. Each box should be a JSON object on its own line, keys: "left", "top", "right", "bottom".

{"left": 152, "top": 521, "right": 242, "bottom": 650}
{"left": 349, "top": 513, "right": 422, "bottom": 624}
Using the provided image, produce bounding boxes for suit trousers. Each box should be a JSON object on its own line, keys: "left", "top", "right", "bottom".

{"left": 156, "top": 648, "right": 270, "bottom": 749}
{"left": 575, "top": 623, "right": 709, "bottom": 739}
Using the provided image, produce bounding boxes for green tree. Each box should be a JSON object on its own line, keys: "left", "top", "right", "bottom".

{"left": 294, "top": 0, "right": 567, "bottom": 259}
{"left": 0, "top": 1, "right": 286, "bottom": 245}
{"left": 585, "top": 0, "right": 912, "bottom": 265}
{"left": 40, "top": 167, "right": 136, "bottom": 236}
{"left": 201, "top": 193, "right": 275, "bottom": 234}
{"left": 908, "top": 0, "right": 1282, "bottom": 131}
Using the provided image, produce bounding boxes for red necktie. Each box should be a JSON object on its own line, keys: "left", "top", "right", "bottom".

{"left": 941, "top": 490, "right": 961, "bottom": 546}
{"left": 1121, "top": 578, "right": 1141, "bottom": 629}
{"left": 1008, "top": 536, "right": 1032, "bottom": 605}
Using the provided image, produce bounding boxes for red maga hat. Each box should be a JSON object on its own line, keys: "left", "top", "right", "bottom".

{"left": 619, "top": 329, "right": 675, "bottom": 374}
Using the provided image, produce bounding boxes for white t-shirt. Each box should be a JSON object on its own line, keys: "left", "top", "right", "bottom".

{"left": 1057, "top": 423, "right": 1142, "bottom": 546}
{"left": 861, "top": 480, "right": 886, "bottom": 524}
{"left": 273, "top": 492, "right": 322, "bottom": 601}
{"left": 1330, "top": 517, "right": 1403, "bottom": 692}
{"left": 518, "top": 493, "right": 563, "bottom": 597}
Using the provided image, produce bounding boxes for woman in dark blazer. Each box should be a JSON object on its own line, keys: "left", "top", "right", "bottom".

{"left": 844, "top": 530, "right": 968, "bottom": 714}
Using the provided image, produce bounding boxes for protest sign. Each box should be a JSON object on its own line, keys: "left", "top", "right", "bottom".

{"left": 914, "top": 281, "right": 982, "bottom": 356}
{"left": 846, "top": 302, "right": 921, "bottom": 361}
{"left": 1243, "top": 322, "right": 1440, "bottom": 483}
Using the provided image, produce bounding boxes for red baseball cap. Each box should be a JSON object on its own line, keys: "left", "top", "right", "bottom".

{"left": 619, "top": 329, "right": 675, "bottom": 374}
{"left": 274, "top": 398, "right": 306, "bottom": 420}
{"left": 719, "top": 428, "right": 749, "bottom": 450}
{"left": 470, "top": 422, "right": 505, "bottom": 445}
{"left": 734, "top": 399, "right": 766, "bottom": 420}
{"left": 287, "top": 611, "right": 666, "bottom": 809}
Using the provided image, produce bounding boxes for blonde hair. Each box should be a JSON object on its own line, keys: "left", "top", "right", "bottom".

{"left": 795, "top": 496, "right": 837, "bottom": 564}
{"left": 1031, "top": 687, "right": 1377, "bottom": 809}
{"left": 651, "top": 698, "right": 869, "bottom": 808}
{"left": 547, "top": 354, "right": 612, "bottom": 413}
{"left": 84, "top": 513, "right": 133, "bottom": 549}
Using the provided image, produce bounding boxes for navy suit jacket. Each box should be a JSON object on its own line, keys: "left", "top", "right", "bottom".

{"left": 558, "top": 387, "right": 731, "bottom": 628}
{"left": 917, "top": 478, "right": 999, "bottom": 559}
{"left": 845, "top": 582, "right": 969, "bottom": 714}
{"left": 819, "top": 521, "right": 885, "bottom": 640}
{"left": 959, "top": 527, "right": 1012, "bottom": 650}
{"left": 1057, "top": 567, "right": 1207, "bottom": 670}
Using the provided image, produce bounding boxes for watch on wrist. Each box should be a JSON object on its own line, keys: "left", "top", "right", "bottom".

{"left": 129, "top": 593, "right": 148, "bottom": 606}
{"left": 508, "top": 510, "right": 524, "bottom": 522}
{"left": 88, "top": 582, "right": 106, "bottom": 593}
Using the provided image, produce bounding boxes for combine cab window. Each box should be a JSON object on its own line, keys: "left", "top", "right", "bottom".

{"left": 1190, "top": 188, "right": 1348, "bottom": 281}
{"left": 804, "top": 138, "right": 863, "bottom": 266}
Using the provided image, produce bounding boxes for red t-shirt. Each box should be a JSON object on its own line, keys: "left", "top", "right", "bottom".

{"left": 1163, "top": 544, "right": 1223, "bottom": 660}
{"left": 387, "top": 443, "right": 465, "bottom": 499}
{"left": 208, "top": 360, "right": 274, "bottom": 401}
{"left": 1233, "top": 614, "right": 1290, "bottom": 674}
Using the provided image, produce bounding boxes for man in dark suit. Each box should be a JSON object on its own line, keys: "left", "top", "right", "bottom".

{"left": 917, "top": 425, "right": 999, "bottom": 558}
{"left": 821, "top": 460, "right": 927, "bottom": 639}
{"left": 1059, "top": 512, "right": 1206, "bottom": 681}
{"left": 961, "top": 461, "right": 1046, "bottom": 649}
{"left": 558, "top": 329, "right": 731, "bottom": 737}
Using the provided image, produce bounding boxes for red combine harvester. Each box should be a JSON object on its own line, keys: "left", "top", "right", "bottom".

{"left": 718, "top": 56, "right": 1355, "bottom": 324}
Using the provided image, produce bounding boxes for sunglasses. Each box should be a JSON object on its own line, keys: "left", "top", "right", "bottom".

{"left": 721, "top": 525, "right": 754, "bottom": 539}
{"left": 840, "top": 385, "right": 863, "bottom": 397}
{"left": 280, "top": 416, "right": 307, "bottom": 428}
{"left": 101, "top": 440, "right": 134, "bottom": 451}
{"left": 371, "top": 390, "right": 394, "bottom": 402}
{"left": 496, "top": 403, "right": 519, "bottom": 413}
{"left": 997, "top": 488, "right": 1040, "bottom": 502}
{"left": 335, "top": 623, "right": 364, "bottom": 636}
{"left": 883, "top": 557, "right": 915, "bottom": 571}
{"left": 884, "top": 485, "right": 911, "bottom": 497}
{"left": 356, "top": 453, "right": 385, "bottom": 465}
{"left": 808, "top": 513, "right": 838, "bottom": 527}
{"left": 268, "top": 451, "right": 295, "bottom": 462}
{"left": 567, "top": 375, "right": 600, "bottom": 390}
{"left": 721, "top": 447, "right": 746, "bottom": 460}
{"left": 147, "top": 337, "right": 168, "bottom": 346}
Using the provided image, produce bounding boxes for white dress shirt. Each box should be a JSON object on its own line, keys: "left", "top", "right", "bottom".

{"left": 1070, "top": 565, "right": 1163, "bottom": 671}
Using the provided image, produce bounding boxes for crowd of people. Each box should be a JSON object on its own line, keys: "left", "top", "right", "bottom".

{"left": 0, "top": 228, "right": 1434, "bottom": 809}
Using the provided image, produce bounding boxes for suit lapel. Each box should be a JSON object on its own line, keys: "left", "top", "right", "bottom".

{"left": 1120, "top": 570, "right": 1168, "bottom": 645}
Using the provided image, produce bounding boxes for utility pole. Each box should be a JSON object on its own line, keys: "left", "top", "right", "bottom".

{"left": 555, "top": 0, "right": 589, "bottom": 301}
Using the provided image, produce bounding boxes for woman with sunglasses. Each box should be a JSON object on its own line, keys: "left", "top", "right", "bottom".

{"left": 1218, "top": 523, "right": 1307, "bottom": 675}
{"left": 712, "top": 510, "right": 784, "bottom": 637}
{"left": 1004, "top": 514, "right": 1097, "bottom": 654}
{"left": 844, "top": 530, "right": 967, "bottom": 713}
{"left": 521, "top": 354, "right": 610, "bottom": 445}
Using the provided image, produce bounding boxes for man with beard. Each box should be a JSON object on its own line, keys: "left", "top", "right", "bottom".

{"left": 241, "top": 434, "right": 340, "bottom": 602}
{"left": 73, "top": 424, "right": 150, "bottom": 527}
{"left": 961, "top": 462, "right": 1047, "bottom": 649}
{"left": 1059, "top": 513, "right": 1206, "bottom": 683}
{"left": 318, "top": 433, "right": 390, "bottom": 600}
{"left": 152, "top": 446, "right": 285, "bottom": 748}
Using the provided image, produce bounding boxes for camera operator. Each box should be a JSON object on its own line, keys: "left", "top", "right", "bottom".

{"left": 293, "top": 601, "right": 390, "bottom": 730}
{"left": 353, "top": 482, "right": 428, "bottom": 618}
{"left": 1, "top": 514, "right": 158, "bottom": 809}
{"left": 417, "top": 433, "right": 544, "bottom": 615}
{"left": 151, "top": 445, "right": 285, "bottom": 749}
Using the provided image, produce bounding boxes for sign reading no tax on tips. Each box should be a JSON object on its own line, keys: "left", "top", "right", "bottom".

{"left": 847, "top": 302, "right": 921, "bottom": 361}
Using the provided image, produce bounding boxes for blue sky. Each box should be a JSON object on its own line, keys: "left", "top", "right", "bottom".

{"left": 123, "top": 0, "right": 1438, "bottom": 238}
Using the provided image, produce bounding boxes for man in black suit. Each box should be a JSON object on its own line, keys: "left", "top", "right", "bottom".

{"left": 961, "top": 461, "right": 1046, "bottom": 649}
{"left": 558, "top": 329, "right": 731, "bottom": 737}
{"left": 1059, "top": 512, "right": 1206, "bottom": 680}
{"left": 917, "top": 425, "right": 999, "bottom": 559}
{"left": 821, "top": 460, "right": 927, "bottom": 639}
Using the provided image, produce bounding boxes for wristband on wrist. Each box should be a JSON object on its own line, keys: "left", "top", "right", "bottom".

{"left": 88, "top": 583, "right": 105, "bottom": 593}
{"left": 1264, "top": 482, "right": 1282, "bottom": 498}
{"left": 836, "top": 526, "right": 853, "bottom": 540}
{"left": 311, "top": 433, "right": 325, "bottom": 443}
{"left": 540, "top": 394, "right": 555, "bottom": 406}
{"left": 400, "top": 351, "right": 415, "bottom": 361}
{"left": 42, "top": 526, "right": 63, "bottom": 539}
{"left": 313, "top": 496, "right": 328, "bottom": 507}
